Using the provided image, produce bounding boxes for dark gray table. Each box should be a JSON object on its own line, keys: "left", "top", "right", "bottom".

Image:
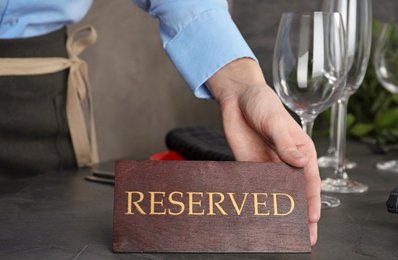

{"left": 1, "top": 139, "right": 398, "bottom": 259}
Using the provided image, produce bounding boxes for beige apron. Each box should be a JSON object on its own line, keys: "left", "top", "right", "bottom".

{"left": 0, "top": 26, "right": 99, "bottom": 167}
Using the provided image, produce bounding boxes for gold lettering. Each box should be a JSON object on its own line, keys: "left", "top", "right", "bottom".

{"left": 228, "top": 192, "right": 249, "bottom": 216}
{"left": 168, "top": 191, "right": 185, "bottom": 215}
{"left": 123, "top": 191, "right": 294, "bottom": 217}
{"left": 207, "top": 192, "right": 227, "bottom": 215}
{"left": 273, "top": 193, "right": 295, "bottom": 216}
{"left": 187, "top": 192, "right": 204, "bottom": 215}
{"left": 125, "top": 191, "right": 146, "bottom": 215}
{"left": 253, "top": 193, "right": 270, "bottom": 216}
{"left": 149, "top": 192, "right": 166, "bottom": 215}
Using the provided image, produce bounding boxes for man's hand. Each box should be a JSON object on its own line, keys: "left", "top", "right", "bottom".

{"left": 206, "top": 58, "right": 321, "bottom": 246}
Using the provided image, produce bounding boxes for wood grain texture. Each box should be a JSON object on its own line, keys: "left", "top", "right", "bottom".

{"left": 113, "top": 160, "right": 310, "bottom": 253}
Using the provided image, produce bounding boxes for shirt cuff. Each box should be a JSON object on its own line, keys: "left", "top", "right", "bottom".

{"left": 163, "top": 10, "right": 258, "bottom": 99}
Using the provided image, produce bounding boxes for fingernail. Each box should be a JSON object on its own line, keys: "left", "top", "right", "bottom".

{"left": 292, "top": 151, "right": 305, "bottom": 159}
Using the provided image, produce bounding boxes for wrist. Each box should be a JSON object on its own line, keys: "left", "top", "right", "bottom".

{"left": 206, "top": 58, "right": 268, "bottom": 104}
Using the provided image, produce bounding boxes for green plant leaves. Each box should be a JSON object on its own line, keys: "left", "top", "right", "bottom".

{"left": 349, "top": 123, "right": 374, "bottom": 137}
{"left": 375, "top": 107, "right": 398, "bottom": 129}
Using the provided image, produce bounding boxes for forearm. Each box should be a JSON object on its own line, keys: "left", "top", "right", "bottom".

{"left": 131, "top": 0, "right": 257, "bottom": 98}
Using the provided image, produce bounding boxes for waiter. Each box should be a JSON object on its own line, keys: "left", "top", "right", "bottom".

{"left": 0, "top": 0, "right": 320, "bottom": 246}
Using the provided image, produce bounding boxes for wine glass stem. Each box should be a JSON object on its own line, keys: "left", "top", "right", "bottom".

{"left": 335, "top": 94, "right": 350, "bottom": 179}
{"left": 301, "top": 118, "right": 315, "bottom": 138}
{"left": 327, "top": 103, "right": 338, "bottom": 154}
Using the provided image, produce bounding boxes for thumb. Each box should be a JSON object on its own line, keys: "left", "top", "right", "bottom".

{"left": 271, "top": 126, "right": 309, "bottom": 168}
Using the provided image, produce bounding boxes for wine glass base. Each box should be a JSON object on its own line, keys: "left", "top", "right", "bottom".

{"left": 321, "top": 194, "right": 340, "bottom": 209}
{"left": 318, "top": 154, "right": 357, "bottom": 169}
{"left": 376, "top": 159, "right": 398, "bottom": 172}
{"left": 321, "top": 177, "right": 368, "bottom": 193}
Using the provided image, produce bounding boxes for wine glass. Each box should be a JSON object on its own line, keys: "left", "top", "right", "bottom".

{"left": 318, "top": 0, "right": 367, "bottom": 171}
{"left": 273, "top": 11, "right": 348, "bottom": 208}
{"left": 321, "top": 0, "right": 372, "bottom": 193}
{"left": 373, "top": 22, "right": 398, "bottom": 172}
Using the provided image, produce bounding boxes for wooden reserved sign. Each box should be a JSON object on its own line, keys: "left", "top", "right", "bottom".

{"left": 113, "top": 160, "right": 310, "bottom": 253}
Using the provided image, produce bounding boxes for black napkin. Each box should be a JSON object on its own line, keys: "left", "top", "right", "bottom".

{"left": 165, "top": 126, "right": 234, "bottom": 161}
{"left": 386, "top": 186, "right": 398, "bottom": 214}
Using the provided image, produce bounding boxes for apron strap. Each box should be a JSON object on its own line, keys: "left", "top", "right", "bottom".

{"left": 0, "top": 26, "right": 99, "bottom": 167}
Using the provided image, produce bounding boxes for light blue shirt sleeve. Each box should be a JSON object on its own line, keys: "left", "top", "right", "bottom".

{"left": 131, "top": 0, "right": 258, "bottom": 99}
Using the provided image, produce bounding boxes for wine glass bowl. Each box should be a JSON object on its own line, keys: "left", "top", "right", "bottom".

{"left": 374, "top": 23, "right": 398, "bottom": 94}
{"left": 276, "top": 66, "right": 346, "bottom": 119}
{"left": 273, "top": 12, "right": 348, "bottom": 130}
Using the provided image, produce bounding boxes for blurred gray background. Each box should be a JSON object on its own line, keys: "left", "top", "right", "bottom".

{"left": 71, "top": 0, "right": 398, "bottom": 162}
